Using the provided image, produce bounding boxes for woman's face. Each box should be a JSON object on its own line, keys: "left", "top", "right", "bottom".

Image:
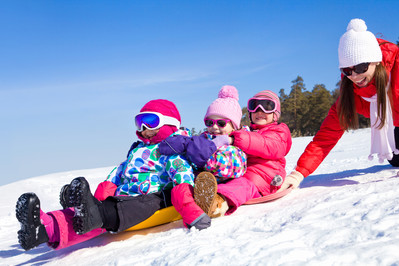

{"left": 347, "top": 62, "right": 378, "bottom": 87}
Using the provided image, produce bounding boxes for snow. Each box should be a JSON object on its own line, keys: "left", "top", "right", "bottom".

{"left": 2, "top": 128, "right": 399, "bottom": 265}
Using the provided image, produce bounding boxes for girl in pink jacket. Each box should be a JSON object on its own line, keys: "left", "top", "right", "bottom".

{"left": 159, "top": 85, "right": 248, "bottom": 230}
{"left": 195, "top": 90, "right": 292, "bottom": 218}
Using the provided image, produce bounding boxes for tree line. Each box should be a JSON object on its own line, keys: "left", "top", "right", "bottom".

{"left": 192, "top": 39, "right": 399, "bottom": 137}
{"left": 193, "top": 76, "right": 369, "bottom": 138}
{"left": 240, "top": 76, "right": 370, "bottom": 137}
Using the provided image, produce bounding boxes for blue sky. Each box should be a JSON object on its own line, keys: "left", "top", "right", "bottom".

{"left": 1, "top": 0, "right": 398, "bottom": 185}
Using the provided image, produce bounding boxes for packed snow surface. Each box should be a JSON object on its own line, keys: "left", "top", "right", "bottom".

{"left": 2, "top": 128, "right": 399, "bottom": 265}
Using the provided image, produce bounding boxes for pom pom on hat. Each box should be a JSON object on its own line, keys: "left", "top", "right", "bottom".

{"left": 338, "top": 18, "right": 382, "bottom": 68}
{"left": 205, "top": 85, "right": 242, "bottom": 130}
{"left": 218, "top": 85, "right": 239, "bottom": 100}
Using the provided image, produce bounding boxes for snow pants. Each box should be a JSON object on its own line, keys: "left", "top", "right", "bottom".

{"left": 47, "top": 189, "right": 172, "bottom": 250}
{"left": 172, "top": 177, "right": 262, "bottom": 227}
{"left": 217, "top": 177, "right": 261, "bottom": 215}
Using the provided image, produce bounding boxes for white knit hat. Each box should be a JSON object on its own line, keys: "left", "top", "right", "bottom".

{"left": 338, "top": 18, "right": 382, "bottom": 68}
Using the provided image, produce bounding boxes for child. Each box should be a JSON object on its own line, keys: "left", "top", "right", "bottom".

{"left": 159, "top": 85, "right": 247, "bottom": 229}
{"left": 16, "top": 99, "right": 196, "bottom": 251}
{"left": 194, "top": 90, "right": 292, "bottom": 218}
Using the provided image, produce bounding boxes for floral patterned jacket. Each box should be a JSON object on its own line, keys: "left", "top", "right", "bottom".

{"left": 106, "top": 129, "right": 195, "bottom": 196}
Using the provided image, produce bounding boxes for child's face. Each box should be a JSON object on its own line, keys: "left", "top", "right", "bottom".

{"left": 251, "top": 110, "right": 274, "bottom": 125}
{"left": 206, "top": 115, "right": 235, "bottom": 135}
{"left": 141, "top": 128, "right": 160, "bottom": 142}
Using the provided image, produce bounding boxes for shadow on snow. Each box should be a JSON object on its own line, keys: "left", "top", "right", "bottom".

{"left": 300, "top": 164, "right": 397, "bottom": 188}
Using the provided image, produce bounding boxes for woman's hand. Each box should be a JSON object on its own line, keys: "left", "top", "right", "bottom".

{"left": 277, "top": 170, "right": 304, "bottom": 192}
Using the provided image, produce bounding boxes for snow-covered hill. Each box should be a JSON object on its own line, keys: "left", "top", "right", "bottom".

{"left": 2, "top": 128, "right": 399, "bottom": 265}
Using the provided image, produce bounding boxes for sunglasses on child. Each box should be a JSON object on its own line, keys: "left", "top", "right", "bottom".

{"left": 135, "top": 112, "right": 181, "bottom": 132}
{"left": 247, "top": 98, "right": 277, "bottom": 113}
{"left": 204, "top": 118, "right": 231, "bottom": 128}
{"left": 340, "top": 62, "right": 370, "bottom": 76}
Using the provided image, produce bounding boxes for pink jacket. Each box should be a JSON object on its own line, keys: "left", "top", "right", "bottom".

{"left": 230, "top": 122, "right": 292, "bottom": 195}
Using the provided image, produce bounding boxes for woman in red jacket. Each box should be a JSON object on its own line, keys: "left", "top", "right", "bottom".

{"left": 279, "top": 18, "right": 399, "bottom": 191}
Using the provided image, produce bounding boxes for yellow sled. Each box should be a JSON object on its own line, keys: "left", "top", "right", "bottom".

{"left": 125, "top": 187, "right": 292, "bottom": 231}
{"left": 126, "top": 206, "right": 182, "bottom": 231}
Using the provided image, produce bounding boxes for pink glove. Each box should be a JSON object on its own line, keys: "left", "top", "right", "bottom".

{"left": 94, "top": 181, "right": 117, "bottom": 201}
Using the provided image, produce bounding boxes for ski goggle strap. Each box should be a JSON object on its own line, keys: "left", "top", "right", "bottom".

{"left": 247, "top": 97, "right": 277, "bottom": 113}
{"left": 135, "top": 112, "right": 181, "bottom": 132}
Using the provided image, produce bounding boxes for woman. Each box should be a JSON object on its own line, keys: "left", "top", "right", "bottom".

{"left": 279, "top": 18, "right": 399, "bottom": 190}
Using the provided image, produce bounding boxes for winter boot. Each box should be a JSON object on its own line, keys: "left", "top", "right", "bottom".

{"left": 16, "top": 193, "right": 49, "bottom": 250}
{"left": 194, "top": 172, "right": 229, "bottom": 218}
{"left": 59, "top": 183, "right": 71, "bottom": 209}
{"left": 69, "top": 177, "right": 103, "bottom": 235}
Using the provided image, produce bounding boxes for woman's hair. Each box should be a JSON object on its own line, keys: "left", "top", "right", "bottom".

{"left": 337, "top": 63, "right": 389, "bottom": 130}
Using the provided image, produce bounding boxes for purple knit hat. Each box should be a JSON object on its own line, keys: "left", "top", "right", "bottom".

{"left": 136, "top": 99, "right": 181, "bottom": 144}
{"left": 205, "top": 85, "right": 242, "bottom": 129}
{"left": 250, "top": 90, "right": 281, "bottom": 121}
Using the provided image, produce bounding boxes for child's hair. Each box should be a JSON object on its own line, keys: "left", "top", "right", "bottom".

{"left": 204, "top": 85, "right": 242, "bottom": 129}
{"left": 249, "top": 90, "right": 281, "bottom": 122}
{"left": 136, "top": 99, "right": 182, "bottom": 144}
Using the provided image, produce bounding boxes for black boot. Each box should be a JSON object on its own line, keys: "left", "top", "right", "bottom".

{"left": 59, "top": 177, "right": 87, "bottom": 209}
{"left": 59, "top": 184, "right": 71, "bottom": 209}
{"left": 69, "top": 177, "right": 103, "bottom": 235}
{"left": 16, "top": 193, "right": 49, "bottom": 250}
{"left": 388, "top": 127, "right": 399, "bottom": 167}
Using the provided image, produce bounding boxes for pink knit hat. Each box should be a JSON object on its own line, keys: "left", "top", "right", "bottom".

{"left": 136, "top": 99, "right": 181, "bottom": 144}
{"left": 205, "top": 85, "right": 242, "bottom": 129}
{"left": 250, "top": 90, "right": 281, "bottom": 121}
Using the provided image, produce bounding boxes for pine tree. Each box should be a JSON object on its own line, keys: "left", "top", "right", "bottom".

{"left": 280, "top": 76, "right": 308, "bottom": 136}
{"left": 306, "top": 84, "right": 333, "bottom": 135}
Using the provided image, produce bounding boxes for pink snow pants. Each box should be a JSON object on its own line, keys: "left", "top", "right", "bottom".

{"left": 48, "top": 208, "right": 105, "bottom": 250}
{"left": 217, "top": 177, "right": 261, "bottom": 215}
{"left": 172, "top": 177, "right": 261, "bottom": 226}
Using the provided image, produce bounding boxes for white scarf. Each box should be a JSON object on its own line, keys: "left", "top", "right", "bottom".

{"left": 361, "top": 82, "right": 399, "bottom": 163}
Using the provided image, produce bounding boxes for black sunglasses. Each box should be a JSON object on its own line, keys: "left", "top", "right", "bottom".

{"left": 340, "top": 62, "right": 370, "bottom": 76}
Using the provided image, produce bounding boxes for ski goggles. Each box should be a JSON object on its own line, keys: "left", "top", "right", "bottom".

{"left": 135, "top": 112, "right": 180, "bottom": 132}
{"left": 340, "top": 62, "right": 370, "bottom": 76}
{"left": 204, "top": 118, "right": 231, "bottom": 128}
{"left": 247, "top": 97, "right": 277, "bottom": 113}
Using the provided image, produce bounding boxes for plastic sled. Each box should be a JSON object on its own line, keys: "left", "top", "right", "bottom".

{"left": 126, "top": 187, "right": 292, "bottom": 231}
{"left": 126, "top": 206, "right": 182, "bottom": 231}
{"left": 243, "top": 187, "right": 293, "bottom": 205}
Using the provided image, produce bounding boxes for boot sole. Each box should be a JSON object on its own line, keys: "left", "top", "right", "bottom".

{"left": 16, "top": 193, "right": 48, "bottom": 250}
{"left": 70, "top": 177, "right": 88, "bottom": 234}
{"left": 59, "top": 184, "right": 70, "bottom": 209}
{"left": 194, "top": 172, "right": 218, "bottom": 216}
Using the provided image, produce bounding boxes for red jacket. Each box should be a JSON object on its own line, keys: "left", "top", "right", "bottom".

{"left": 231, "top": 122, "right": 292, "bottom": 195}
{"left": 296, "top": 39, "right": 399, "bottom": 178}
